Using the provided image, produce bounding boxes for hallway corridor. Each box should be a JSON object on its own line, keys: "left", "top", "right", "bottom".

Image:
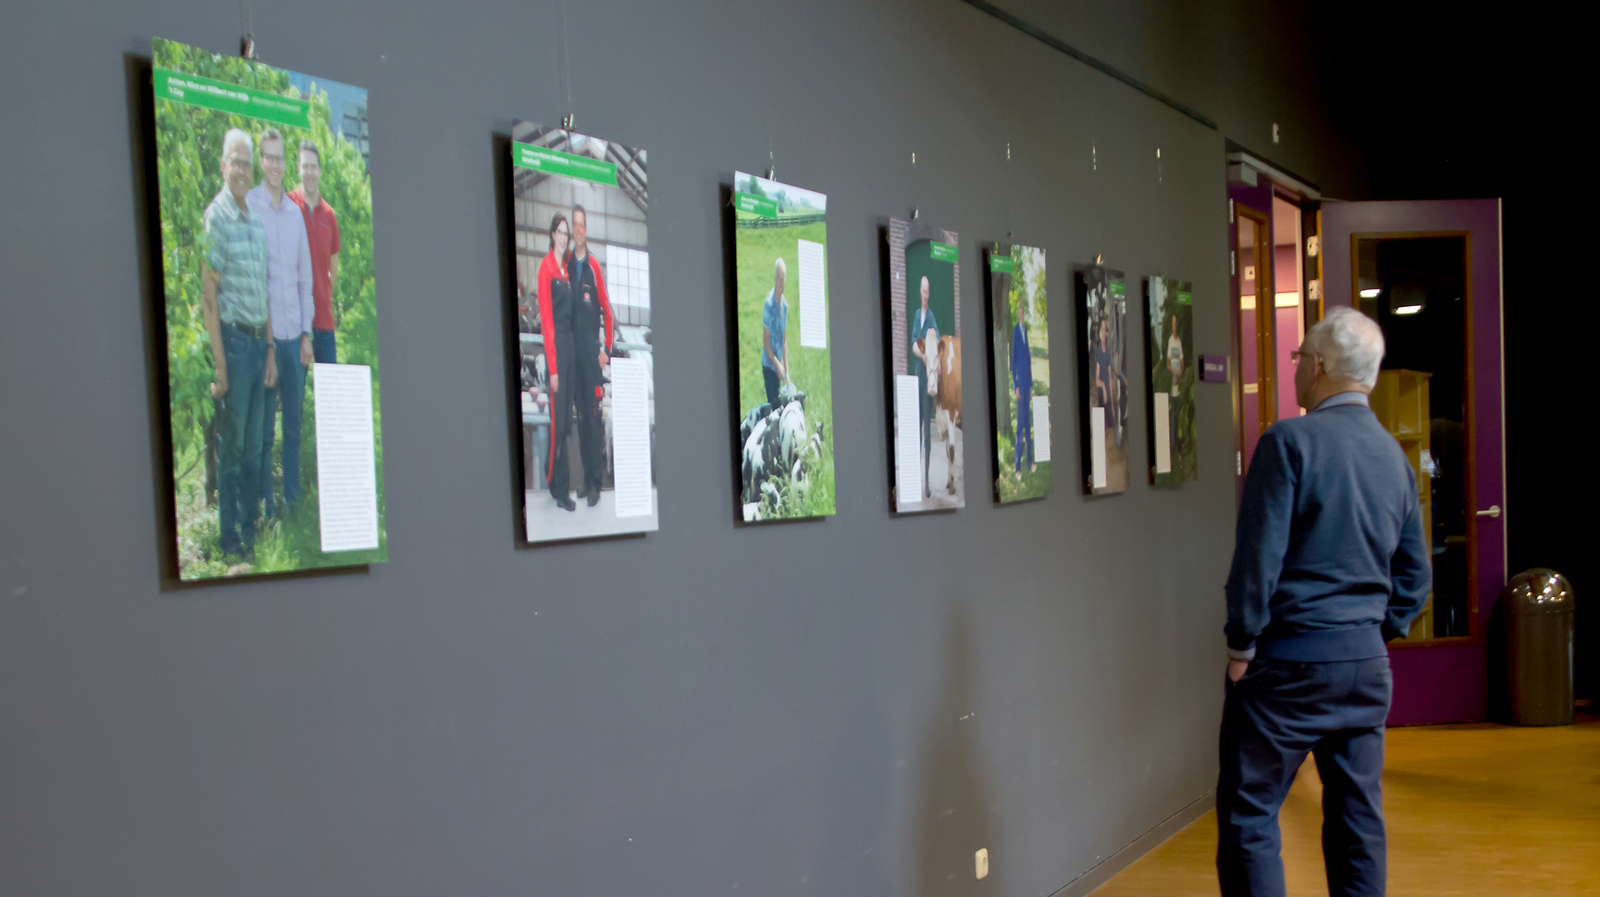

{"left": 1093, "top": 714, "right": 1600, "bottom": 896}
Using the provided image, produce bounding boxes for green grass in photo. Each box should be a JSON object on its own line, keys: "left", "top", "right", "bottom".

{"left": 734, "top": 216, "right": 835, "bottom": 518}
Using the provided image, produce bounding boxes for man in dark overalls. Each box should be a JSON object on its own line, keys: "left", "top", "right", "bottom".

{"left": 567, "top": 204, "right": 615, "bottom": 508}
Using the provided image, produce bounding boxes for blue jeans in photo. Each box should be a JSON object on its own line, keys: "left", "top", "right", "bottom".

{"left": 312, "top": 328, "right": 337, "bottom": 365}
{"left": 216, "top": 326, "right": 269, "bottom": 557}
{"left": 762, "top": 364, "right": 780, "bottom": 408}
{"left": 1015, "top": 388, "right": 1033, "bottom": 471}
{"left": 260, "top": 337, "right": 308, "bottom": 514}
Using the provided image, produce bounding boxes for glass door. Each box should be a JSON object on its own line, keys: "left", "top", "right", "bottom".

{"left": 1322, "top": 200, "right": 1505, "bottom": 726}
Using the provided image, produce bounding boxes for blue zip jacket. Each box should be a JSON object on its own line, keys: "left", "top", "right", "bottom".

{"left": 1224, "top": 393, "right": 1432, "bottom": 661}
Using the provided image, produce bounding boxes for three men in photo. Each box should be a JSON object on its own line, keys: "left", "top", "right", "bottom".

{"left": 200, "top": 127, "right": 345, "bottom": 559}
{"left": 201, "top": 128, "right": 274, "bottom": 558}
{"left": 910, "top": 275, "right": 939, "bottom": 497}
{"left": 247, "top": 128, "right": 315, "bottom": 517}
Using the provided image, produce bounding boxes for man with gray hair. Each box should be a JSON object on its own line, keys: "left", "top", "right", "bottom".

{"left": 761, "top": 255, "right": 790, "bottom": 407}
{"left": 201, "top": 127, "right": 275, "bottom": 559}
{"left": 1216, "top": 306, "right": 1431, "bottom": 897}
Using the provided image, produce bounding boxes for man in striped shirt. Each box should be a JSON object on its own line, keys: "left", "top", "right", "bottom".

{"left": 246, "top": 127, "right": 314, "bottom": 515}
{"left": 201, "top": 127, "right": 276, "bottom": 559}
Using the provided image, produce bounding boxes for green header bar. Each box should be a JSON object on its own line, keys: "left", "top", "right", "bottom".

{"left": 1176, "top": 291, "right": 1193, "bottom": 305}
{"left": 153, "top": 68, "right": 311, "bottom": 129}
{"left": 930, "top": 241, "right": 958, "bottom": 263}
{"left": 989, "top": 253, "right": 1015, "bottom": 273}
{"left": 734, "top": 191, "right": 778, "bottom": 218}
{"left": 513, "top": 143, "right": 618, "bottom": 185}
{"left": 1110, "top": 280, "right": 1126, "bottom": 297}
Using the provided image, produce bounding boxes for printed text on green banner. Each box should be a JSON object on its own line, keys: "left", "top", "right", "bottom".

{"left": 512, "top": 143, "right": 618, "bottom": 185}
{"left": 734, "top": 191, "right": 779, "bottom": 218}
{"left": 153, "top": 68, "right": 311, "bottom": 129}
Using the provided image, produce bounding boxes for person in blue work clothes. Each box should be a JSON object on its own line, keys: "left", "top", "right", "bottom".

{"left": 1009, "top": 302, "right": 1034, "bottom": 476}
{"left": 910, "top": 275, "right": 939, "bottom": 497}
{"left": 1217, "top": 306, "right": 1431, "bottom": 897}
{"left": 761, "top": 256, "right": 789, "bottom": 408}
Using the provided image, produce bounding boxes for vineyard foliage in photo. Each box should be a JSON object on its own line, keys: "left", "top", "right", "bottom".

{"left": 153, "top": 38, "right": 383, "bottom": 578}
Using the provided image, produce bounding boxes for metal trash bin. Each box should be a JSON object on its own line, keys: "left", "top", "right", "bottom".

{"left": 1502, "top": 568, "right": 1576, "bottom": 726}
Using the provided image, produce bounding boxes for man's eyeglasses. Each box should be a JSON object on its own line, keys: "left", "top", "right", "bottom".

{"left": 1289, "top": 349, "right": 1317, "bottom": 363}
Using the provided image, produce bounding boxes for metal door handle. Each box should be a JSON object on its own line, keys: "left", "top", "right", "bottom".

{"left": 1476, "top": 505, "right": 1501, "bottom": 519}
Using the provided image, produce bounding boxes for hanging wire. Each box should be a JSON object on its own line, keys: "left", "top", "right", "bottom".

{"left": 763, "top": 0, "right": 775, "bottom": 181}
{"left": 239, "top": 0, "right": 257, "bottom": 59}
{"left": 557, "top": 0, "right": 573, "bottom": 126}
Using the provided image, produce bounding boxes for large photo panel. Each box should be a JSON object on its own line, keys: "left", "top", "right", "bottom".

{"left": 987, "top": 244, "right": 1051, "bottom": 503}
{"left": 732, "top": 172, "right": 835, "bottom": 522}
{"left": 1145, "top": 276, "right": 1197, "bottom": 486}
{"left": 1076, "top": 264, "right": 1129, "bottom": 495}
{"left": 152, "top": 38, "right": 384, "bottom": 580}
{"left": 885, "top": 219, "right": 964, "bottom": 512}
{"left": 511, "top": 123, "right": 657, "bottom": 541}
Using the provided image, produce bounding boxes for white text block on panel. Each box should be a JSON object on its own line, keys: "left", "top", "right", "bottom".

{"left": 609, "top": 357, "right": 653, "bottom": 518}
{"left": 797, "top": 239, "right": 827, "bottom": 349}
{"left": 1153, "top": 392, "right": 1171, "bottom": 474}
{"left": 313, "top": 363, "right": 379, "bottom": 552}
{"left": 895, "top": 374, "right": 923, "bottom": 510}
{"left": 1032, "top": 395, "right": 1051, "bottom": 463}
{"left": 1090, "top": 405, "right": 1107, "bottom": 489}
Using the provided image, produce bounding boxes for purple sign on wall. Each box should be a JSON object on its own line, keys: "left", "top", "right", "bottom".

{"left": 1200, "top": 355, "right": 1229, "bottom": 382}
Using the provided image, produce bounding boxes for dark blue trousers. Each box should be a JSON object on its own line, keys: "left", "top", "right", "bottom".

{"left": 312, "top": 328, "right": 337, "bottom": 365}
{"left": 215, "top": 326, "right": 268, "bottom": 558}
{"left": 1217, "top": 656, "right": 1392, "bottom": 897}
{"left": 1014, "top": 388, "right": 1033, "bottom": 471}
{"left": 260, "top": 338, "right": 307, "bottom": 515}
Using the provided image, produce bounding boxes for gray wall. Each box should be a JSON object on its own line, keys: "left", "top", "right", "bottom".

{"left": 0, "top": 2, "right": 1336, "bottom": 895}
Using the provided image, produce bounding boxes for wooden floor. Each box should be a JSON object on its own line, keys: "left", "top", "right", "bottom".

{"left": 1092, "top": 714, "right": 1600, "bottom": 896}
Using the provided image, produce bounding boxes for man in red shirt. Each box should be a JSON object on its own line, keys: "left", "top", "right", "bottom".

{"left": 288, "top": 139, "right": 342, "bottom": 364}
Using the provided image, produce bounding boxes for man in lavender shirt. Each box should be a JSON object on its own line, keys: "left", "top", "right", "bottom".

{"left": 246, "top": 127, "right": 315, "bottom": 514}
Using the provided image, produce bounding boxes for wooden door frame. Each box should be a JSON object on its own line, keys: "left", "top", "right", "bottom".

{"left": 1348, "top": 230, "right": 1479, "bottom": 648}
{"left": 1233, "top": 203, "right": 1276, "bottom": 464}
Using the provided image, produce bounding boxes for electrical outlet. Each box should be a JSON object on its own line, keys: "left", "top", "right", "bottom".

{"left": 1272, "top": 123, "right": 1280, "bottom": 143}
{"left": 975, "top": 848, "right": 989, "bottom": 880}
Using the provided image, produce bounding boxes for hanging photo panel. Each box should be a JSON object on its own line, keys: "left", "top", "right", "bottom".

{"left": 151, "top": 37, "right": 385, "bottom": 579}
{"left": 510, "top": 122, "right": 657, "bottom": 541}
{"left": 987, "top": 244, "right": 1051, "bottom": 503}
{"left": 1145, "top": 277, "right": 1197, "bottom": 486}
{"left": 884, "top": 218, "right": 964, "bottom": 512}
{"left": 1076, "top": 264, "right": 1130, "bottom": 494}
{"left": 732, "top": 172, "right": 835, "bottom": 521}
